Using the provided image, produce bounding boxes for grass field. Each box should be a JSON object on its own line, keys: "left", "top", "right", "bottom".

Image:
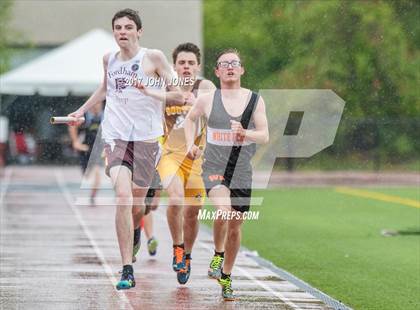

{"left": 201, "top": 187, "right": 419, "bottom": 310}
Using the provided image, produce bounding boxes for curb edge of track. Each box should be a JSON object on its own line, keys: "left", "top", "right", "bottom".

{"left": 200, "top": 224, "right": 353, "bottom": 310}
{"left": 243, "top": 251, "right": 353, "bottom": 310}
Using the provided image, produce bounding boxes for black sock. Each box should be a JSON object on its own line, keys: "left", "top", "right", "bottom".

{"left": 185, "top": 253, "right": 192, "bottom": 260}
{"left": 123, "top": 264, "right": 133, "bottom": 275}
{"left": 133, "top": 228, "right": 141, "bottom": 245}
{"left": 215, "top": 250, "right": 224, "bottom": 257}
{"left": 221, "top": 271, "right": 230, "bottom": 279}
{"left": 173, "top": 243, "right": 184, "bottom": 249}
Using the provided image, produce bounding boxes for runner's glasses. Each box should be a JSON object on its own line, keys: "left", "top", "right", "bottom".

{"left": 217, "top": 60, "right": 242, "bottom": 68}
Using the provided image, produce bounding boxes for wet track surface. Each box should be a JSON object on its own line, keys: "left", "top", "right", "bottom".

{"left": 1, "top": 166, "right": 334, "bottom": 309}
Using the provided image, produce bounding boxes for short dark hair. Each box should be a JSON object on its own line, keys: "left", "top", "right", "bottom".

{"left": 112, "top": 9, "right": 142, "bottom": 30}
{"left": 172, "top": 43, "right": 201, "bottom": 65}
{"left": 215, "top": 48, "right": 242, "bottom": 67}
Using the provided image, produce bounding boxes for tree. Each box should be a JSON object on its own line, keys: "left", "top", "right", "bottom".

{"left": 0, "top": 0, "right": 12, "bottom": 74}
{"left": 204, "top": 0, "right": 294, "bottom": 89}
{"left": 204, "top": 0, "right": 419, "bottom": 162}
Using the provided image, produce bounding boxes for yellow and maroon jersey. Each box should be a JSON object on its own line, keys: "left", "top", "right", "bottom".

{"left": 163, "top": 79, "right": 206, "bottom": 154}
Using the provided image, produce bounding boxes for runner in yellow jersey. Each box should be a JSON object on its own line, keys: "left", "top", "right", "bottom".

{"left": 158, "top": 43, "right": 215, "bottom": 284}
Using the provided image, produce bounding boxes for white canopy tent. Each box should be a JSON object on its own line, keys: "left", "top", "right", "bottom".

{"left": 0, "top": 29, "right": 118, "bottom": 96}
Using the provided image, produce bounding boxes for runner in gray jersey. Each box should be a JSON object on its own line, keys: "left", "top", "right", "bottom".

{"left": 184, "top": 49, "right": 269, "bottom": 301}
{"left": 202, "top": 88, "right": 258, "bottom": 200}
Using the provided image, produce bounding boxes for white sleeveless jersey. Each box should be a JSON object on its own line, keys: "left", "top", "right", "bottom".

{"left": 102, "top": 48, "right": 164, "bottom": 141}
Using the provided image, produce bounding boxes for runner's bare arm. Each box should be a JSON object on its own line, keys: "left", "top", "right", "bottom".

{"left": 166, "top": 79, "right": 216, "bottom": 107}
{"left": 196, "top": 79, "right": 216, "bottom": 97}
{"left": 165, "top": 79, "right": 216, "bottom": 107}
{"left": 243, "top": 96, "right": 269, "bottom": 144}
{"left": 135, "top": 49, "right": 183, "bottom": 104}
{"left": 67, "top": 54, "right": 109, "bottom": 125}
{"left": 184, "top": 93, "right": 211, "bottom": 154}
{"left": 68, "top": 125, "right": 89, "bottom": 152}
{"left": 231, "top": 96, "right": 269, "bottom": 144}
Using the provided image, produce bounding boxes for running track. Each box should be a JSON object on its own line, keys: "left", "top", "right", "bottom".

{"left": 1, "top": 166, "right": 336, "bottom": 309}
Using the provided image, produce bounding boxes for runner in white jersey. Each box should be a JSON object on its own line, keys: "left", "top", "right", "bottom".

{"left": 103, "top": 48, "right": 164, "bottom": 141}
{"left": 68, "top": 8, "right": 182, "bottom": 290}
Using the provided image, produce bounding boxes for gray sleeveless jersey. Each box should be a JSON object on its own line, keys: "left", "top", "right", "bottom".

{"left": 203, "top": 89, "right": 258, "bottom": 172}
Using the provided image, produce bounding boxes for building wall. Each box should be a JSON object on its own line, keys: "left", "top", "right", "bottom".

{"left": 9, "top": 0, "right": 202, "bottom": 57}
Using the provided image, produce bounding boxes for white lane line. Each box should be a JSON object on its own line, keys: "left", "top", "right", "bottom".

{"left": 154, "top": 207, "right": 302, "bottom": 309}
{"left": 0, "top": 167, "right": 13, "bottom": 275}
{"left": 54, "top": 169, "right": 133, "bottom": 310}
{"left": 197, "top": 239, "right": 302, "bottom": 309}
{"left": 0, "top": 167, "right": 12, "bottom": 205}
